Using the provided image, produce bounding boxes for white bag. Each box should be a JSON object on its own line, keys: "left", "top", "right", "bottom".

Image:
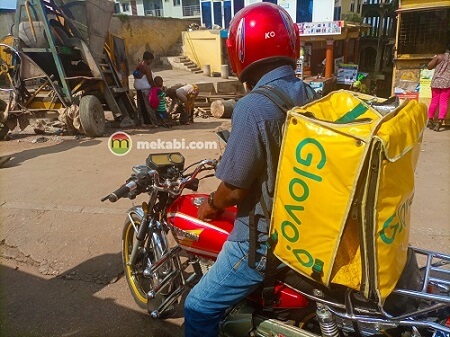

{"left": 133, "top": 75, "right": 151, "bottom": 90}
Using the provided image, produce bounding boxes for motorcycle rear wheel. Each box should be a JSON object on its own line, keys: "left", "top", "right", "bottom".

{"left": 121, "top": 214, "right": 181, "bottom": 316}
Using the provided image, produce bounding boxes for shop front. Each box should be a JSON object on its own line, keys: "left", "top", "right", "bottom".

{"left": 392, "top": 0, "right": 450, "bottom": 123}
{"left": 296, "top": 21, "right": 370, "bottom": 96}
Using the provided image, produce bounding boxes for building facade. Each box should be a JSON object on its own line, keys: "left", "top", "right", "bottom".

{"left": 392, "top": 0, "right": 449, "bottom": 109}
{"left": 113, "top": 0, "right": 201, "bottom": 21}
{"left": 113, "top": 0, "right": 361, "bottom": 28}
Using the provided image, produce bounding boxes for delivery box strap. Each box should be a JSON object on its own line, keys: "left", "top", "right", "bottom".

{"left": 251, "top": 84, "right": 296, "bottom": 114}
{"left": 246, "top": 85, "right": 297, "bottom": 310}
{"left": 247, "top": 84, "right": 294, "bottom": 269}
{"left": 335, "top": 102, "right": 369, "bottom": 124}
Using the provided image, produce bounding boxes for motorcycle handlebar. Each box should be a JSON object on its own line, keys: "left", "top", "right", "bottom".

{"left": 102, "top": 159, "right": 217, "bottom": 202}
{"left": 180, "top": 159, "right": 217, "bottom": 187}
{"left": 102, "top": 180, "right": 137, "bottom": 202}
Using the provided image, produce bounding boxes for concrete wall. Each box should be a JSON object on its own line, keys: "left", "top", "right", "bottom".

{"left": 182, "top": 29, "right": 223, "bottom": 74}
{"left": 109, "top": 15, "right": 197, "bottom": 67}
{"left": 0, "top": 11, "right": 195, "bottom": 69}
{"left": 0, "top": 11, "right": 15, "bottom": 40}
{"left": 0, "top": 11, "right": 220, "bottom": 76}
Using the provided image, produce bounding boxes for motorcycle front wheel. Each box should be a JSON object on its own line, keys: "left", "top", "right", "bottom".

{"left": 121, "top": 213, "right": 181, "bottom": 317}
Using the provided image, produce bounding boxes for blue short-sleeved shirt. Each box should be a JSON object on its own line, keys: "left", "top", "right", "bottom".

{"left": 215, "top": 65, "right": 307, "bottom": 242}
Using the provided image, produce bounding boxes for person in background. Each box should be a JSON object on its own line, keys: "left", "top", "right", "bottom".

{"left": 166, "top": 84, "right": 199, "bottom": 125}
{"left": 183, "top": 3, "right": 307, "bottom": 336}
{"left": 133, "top": 51, "right": 159, "bottom": 127}
{"left": 152, "top": 76, "right": 172, "bottom": 128}
{"left": 427, "top": 45, "right": 450, "bottom": 132}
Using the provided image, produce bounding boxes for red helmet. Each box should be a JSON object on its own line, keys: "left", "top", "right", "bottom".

{"left": 226, "top": 2, "right": 300, "bottom": 82}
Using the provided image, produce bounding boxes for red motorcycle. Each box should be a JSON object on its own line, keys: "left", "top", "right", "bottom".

{"left": 102, "top": 147, "right": 450, "bottom": 337}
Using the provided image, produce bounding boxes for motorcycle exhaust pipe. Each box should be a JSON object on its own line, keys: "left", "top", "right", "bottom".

{"left": 256, "top": 319, "right": 321, "bottom": 337}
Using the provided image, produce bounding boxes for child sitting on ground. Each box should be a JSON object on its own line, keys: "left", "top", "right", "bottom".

{"left": 150, "top": 76, "right": 172, "bottom": 128}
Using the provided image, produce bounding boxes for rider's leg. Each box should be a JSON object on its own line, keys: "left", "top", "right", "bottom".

{"left": 184, "top": 240, "right": 266, "bottom": 337}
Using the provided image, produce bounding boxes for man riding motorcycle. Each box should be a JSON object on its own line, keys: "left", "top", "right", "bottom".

{"left": 184, "top": 3, "right": 308, "bottom": 336}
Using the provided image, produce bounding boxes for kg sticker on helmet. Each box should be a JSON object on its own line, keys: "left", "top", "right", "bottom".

{"left": 265, "top": 31, "right": 276, "bottom": 39}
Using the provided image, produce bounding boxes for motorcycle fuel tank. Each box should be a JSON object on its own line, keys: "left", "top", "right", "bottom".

{"left": 167, "top": 194, "right": 310, "bottom": 310}
{"left": 166, "top": 194, "right": 237, "bottom": 260}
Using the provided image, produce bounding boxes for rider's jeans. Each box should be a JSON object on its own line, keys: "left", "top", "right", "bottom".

{"left": 184, "top": 240, "right": 267, "bottom": 337}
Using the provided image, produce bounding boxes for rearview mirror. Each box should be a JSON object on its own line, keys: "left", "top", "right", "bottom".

{"left": 216, "top": 130, "right": 230, "bottom": 144}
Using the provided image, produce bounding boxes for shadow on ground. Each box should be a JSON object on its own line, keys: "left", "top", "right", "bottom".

{"left": 0, "top": 253, "right": 184, "bottom": 337}
{"left": 2, "top": 138, "right": 101, "bottom": 168}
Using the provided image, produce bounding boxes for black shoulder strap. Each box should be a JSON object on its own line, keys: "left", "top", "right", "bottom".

{"left": 247, "top": 85, "right": 299, "bottom": 309}
{"left": 251, "top": 84, "right": 296, "bottom": 113}
{"left": 248, "top": 84, "right": 294, "bottom": 269}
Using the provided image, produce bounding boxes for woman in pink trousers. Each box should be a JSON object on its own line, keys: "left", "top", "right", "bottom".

{"left": 427, "top": 45, "right": 450, "bottom": 132}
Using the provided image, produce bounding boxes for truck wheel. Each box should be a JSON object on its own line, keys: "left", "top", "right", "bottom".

{"left": 79, "top": 95, "right": 105, "bottom": 137}
{"left": 0, "top": 123, "right": 8, "bottom": 140}
{"left": 0, "top": 99, "right": 8, "bottom": 140}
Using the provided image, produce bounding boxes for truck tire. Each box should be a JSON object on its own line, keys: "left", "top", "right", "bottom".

{"left": 79, "top": 95, "right": 105, "bottom": 137}
{"left": 0, "top": 123, "right": 8, "bottom": 140}
{"left": 0, "top": 99, "right": 8, "bottom": 140}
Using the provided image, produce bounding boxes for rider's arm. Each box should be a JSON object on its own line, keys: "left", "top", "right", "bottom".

{"left": 197, "top": 182, "right": 248, "bottom": 220}
{"left": 197, "top": 99, "right": 263, "bottom": 221}
{"left": 215, "top": 181, "right": 249, "bottom": 207}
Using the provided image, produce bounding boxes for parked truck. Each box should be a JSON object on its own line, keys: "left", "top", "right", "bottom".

{"left": 0, "top": 0, "right": 136, "bottom": 138}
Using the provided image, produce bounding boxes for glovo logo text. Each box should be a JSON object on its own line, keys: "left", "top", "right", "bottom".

{"left": 380, "top": 195, "right": 413, "bottom": 244}
{"left": 279, "top": 138, "right": 326, "bottom": 268}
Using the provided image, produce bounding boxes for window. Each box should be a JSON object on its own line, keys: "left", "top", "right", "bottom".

{"left": 233, "top": 0, "right": 244, "bottom": 14}
{"left": 223, "top": 0, "right": 231, "bottom": 28}
{"left": 334, "top": 6, "right": 341, "bottom": 20}
{"left": 122, "top": 2, "right": 130, "bottom": 12}
{"left": 296, "top": 0, "right": 312, "bottom": 23}
{"left": 201, "top": 1, "right": 212, "bottom": 29}
{"left": 213, "top": 2, "right": 221, "bottom": 27}
{"left": 398, "top": 9, "right": 449, "bottom": 55}
{"left": 114, "top": 3, "right": 120, "bottom": 13}
{"left": 173, "top": 0, "right": 181, "bottom": 6}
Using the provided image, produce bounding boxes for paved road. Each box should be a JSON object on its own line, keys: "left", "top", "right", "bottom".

{"left": 0, "top": 101, "right": 449, "bottom": 336}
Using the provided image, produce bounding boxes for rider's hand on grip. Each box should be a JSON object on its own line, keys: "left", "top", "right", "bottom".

{"left": 102, "top": 180, "right": 137, "bottom": 202}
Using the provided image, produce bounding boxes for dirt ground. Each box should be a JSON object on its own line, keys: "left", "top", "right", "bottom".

{"left": 0, "top": 97, "right": 449, "bottom": 336}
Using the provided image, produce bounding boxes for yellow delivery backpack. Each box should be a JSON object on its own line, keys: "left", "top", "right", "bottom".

{"left": 269, "top": 90, "right": 427, "bottom": 306}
